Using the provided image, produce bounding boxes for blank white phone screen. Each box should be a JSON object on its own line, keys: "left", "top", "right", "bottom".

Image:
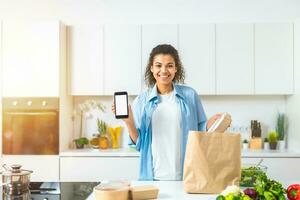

{"left": 115, "top": 95, "right": 128, "bottom": 116}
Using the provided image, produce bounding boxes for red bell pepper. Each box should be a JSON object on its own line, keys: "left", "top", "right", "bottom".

{"left": 287, "top": 184, "right": 300, "bottom": 200}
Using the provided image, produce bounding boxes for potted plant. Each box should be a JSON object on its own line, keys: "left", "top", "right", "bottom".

{"left": 242, "top": 139, "right": 248, "bottom": 150}
{"left": 73, "top": 99, "right": 105, "bottom": 149}
{"left": 97, "top": 119, "right": 109, "bottom": 149}
{"left": 74, "top": 137, "right": 89, "bottom": 149}
{"left": 276, "top": 113, "right": 286, "bottom": 150}
{"left": 263, "top": 138, "right": 269, "bottom": 150}
{"left": 268, "top": 131, "right": 278, "bottom": 150}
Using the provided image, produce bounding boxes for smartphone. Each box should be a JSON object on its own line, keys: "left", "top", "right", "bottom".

{"left": 114, "top": 91, "right": 129, "bottom": 119}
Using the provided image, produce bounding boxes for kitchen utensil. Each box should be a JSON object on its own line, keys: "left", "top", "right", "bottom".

{"left": 256, "top": 158, "right": 264, "bottom": 167}
{"left": 1, "top": 164, "right": 33, "bottom": 195}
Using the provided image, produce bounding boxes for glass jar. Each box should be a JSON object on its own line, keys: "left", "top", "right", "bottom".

{"left": 90, "top": 134, "right": 100, "bottom": 149}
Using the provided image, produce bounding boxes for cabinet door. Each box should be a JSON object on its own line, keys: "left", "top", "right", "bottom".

{"left": 104, "top": 25, "right": 141, "bottom": 95}
{"left": 2, "top": 21, "right": 60, "bottom": 97}
{"left": 179, "top": 24, "right": 215, "bottom": 95}
{"left": 255, "top": 23, "right": 293, "bottom": 94}
{"left": 216, "top": 24, "right": 254, "bottom": 94}
{"left": 2, "top": 155, "right": 59, "bottom": 181}
{"left": 141, "top": 25, "right": 178, "bottom": 89}
{"left": 0, "top": 22, "right": 2, "bottom": 155}
{"left": 68, "top": 25, "right": 104, "bottom": 95}
{"left": 60, "top": 157, "right": 140, "bottom": 181}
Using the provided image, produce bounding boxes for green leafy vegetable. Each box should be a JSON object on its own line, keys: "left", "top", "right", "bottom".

{"left": 254, "top": 173, "right": 286, "bottom": 200}
{"left": 240, "top": 166, "right": 266, "bottom": 187}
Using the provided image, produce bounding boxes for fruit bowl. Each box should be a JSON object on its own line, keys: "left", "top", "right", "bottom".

{"left": 240, "top": 164, "right": 267, "bottom": 187}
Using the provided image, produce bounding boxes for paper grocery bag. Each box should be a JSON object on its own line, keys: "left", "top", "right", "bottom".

{"left": 183, "top": 131, "right": 241, "bottom": 194}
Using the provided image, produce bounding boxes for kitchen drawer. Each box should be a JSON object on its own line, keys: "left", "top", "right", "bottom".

{"left": 60, "top": 157, "right": 140, "bottom": 181}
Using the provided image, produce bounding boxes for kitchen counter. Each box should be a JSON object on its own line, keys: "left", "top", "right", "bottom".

{"left": 241, "top": 148, "right": 300, "bottom": 157}
{"left": 59, "top": 147, "right": 140, "bottom": 157}
{"left": 59, "top": 147, "right": 300, "bottom": 157}
{"left": 87, "top": 181, "right": 217, "bottom": 200}
{"left": 86, "top": 180, "right": 300, "bottom": 200}
{"left": 2, "top": 181, "right": 298, "bottom": 200}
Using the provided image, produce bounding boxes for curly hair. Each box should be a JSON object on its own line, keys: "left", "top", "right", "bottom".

{"left": 144, "top": 44, "right": 185, "bottom": 87}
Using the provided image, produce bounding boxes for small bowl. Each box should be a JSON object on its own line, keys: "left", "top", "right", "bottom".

{"left": 240, "top": 164, "right": 267, "bottom": 187}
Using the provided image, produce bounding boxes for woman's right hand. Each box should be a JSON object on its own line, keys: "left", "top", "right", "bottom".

{"left": 111, "top": 103, "right": 134, "bottom": 126}
{"left": 112, "top": 102, "right": 138, "bottom": 144}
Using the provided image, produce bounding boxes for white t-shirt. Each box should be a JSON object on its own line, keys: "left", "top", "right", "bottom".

{"left": 151, "top": 91, "right": 182, "bottom": 180}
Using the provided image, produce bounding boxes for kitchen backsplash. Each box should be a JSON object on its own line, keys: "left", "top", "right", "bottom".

{"left": 72, "top": 95, "right": 286, "bottom": 148}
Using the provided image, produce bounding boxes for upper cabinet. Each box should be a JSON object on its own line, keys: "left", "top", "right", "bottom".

{"left": 67, "top": 22, "right": 294, "bottom": 96}
{"left": 68, "top": 25, "right": 104, "bottom": 95}
{"left": 141, "top": 25, "right": 178, "bottom": 90}
{"left": 0, "top": 22, "right": 2, "bottom": 97}
{"left": 179, "top": 24, "right": 216, "bottom": 95}
{"left": 255, "top": 23, "right": 294, "bottom": 94}
{"left": 0, "top": 22, "right": 2, "bottom": 156}
{"left": 216, "top": 24, "right": 254, "bottom": 94}
{"left": 2, "top": 21, "right": 63, "bottom": 97}
{"left": 104, "top": 25, "right": 142, "bottom": 95}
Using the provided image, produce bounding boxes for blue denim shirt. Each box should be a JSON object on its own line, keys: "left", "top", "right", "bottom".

{"left": 130, "top": 84, "right": 207, "bottom": 180}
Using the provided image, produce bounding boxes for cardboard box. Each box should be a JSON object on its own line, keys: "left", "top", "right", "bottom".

{"left": 208, "top": 113, "right": 232, "bottom": 133}
{"left": 130, "top": 185, "right": 159, "bottom": 200}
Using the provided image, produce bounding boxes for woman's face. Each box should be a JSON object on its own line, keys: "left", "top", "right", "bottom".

{"left": 150, "top": 54, "right": 177, "bottom": 87}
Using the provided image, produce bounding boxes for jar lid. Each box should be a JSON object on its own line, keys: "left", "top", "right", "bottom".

{"left": 2, "top": 164, "right": 33, "bottom": 176}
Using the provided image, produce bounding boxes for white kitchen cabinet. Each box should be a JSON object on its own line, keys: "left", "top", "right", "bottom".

{"left": 141, "top": 25, "right": 178, "bottom": 90}
{"left": 0, "top": 22, "right": 2, "bottom": 156}
{"left": 255, "top": 23, "right": 293, "bottom": 94}
{"left": 60, "top": 157, "right": 140, "bottom": 181}
{"left": 68, "top": 25, "right": 104, "bottom": 95}
{"left": 104, "top": 25, "right": 142, "bottom": 95}
{"left": 216, "top": 24, "right": 254, "bottom": 94}
{"left": 242, "top": 157, "right": 300, "bottom": 182}
{"left": 2, "top": 21, "right": 62, "bottom": 97}
{"left": 2, "top": 155, "right": 59, "bottom": 181}
{"left": 178, "top": 24, "right": 215, "bottom": 95}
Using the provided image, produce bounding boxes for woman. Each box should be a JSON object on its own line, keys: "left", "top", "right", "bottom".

{"left": 113, "top": 44, "right": 220, "bottom": 181}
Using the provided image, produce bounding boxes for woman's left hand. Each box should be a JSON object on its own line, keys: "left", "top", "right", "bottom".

{"left": 206, "top": 113, "right": 223, "bottom": 131}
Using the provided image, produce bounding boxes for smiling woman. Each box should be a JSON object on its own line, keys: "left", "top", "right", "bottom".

{"left": 113, "top": 44, "right": 221, "bottom": 181}
{"left": 144, "top": 44, "right": 185, "bottom": 89}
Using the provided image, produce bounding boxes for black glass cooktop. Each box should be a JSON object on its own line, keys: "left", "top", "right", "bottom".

{"left": 2, "top": 182, "right": 100, "bottom": 200}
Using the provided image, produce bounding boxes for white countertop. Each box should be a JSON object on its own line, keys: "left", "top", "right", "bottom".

{"left": 60, "top": 147, "right": 300, "bottom": 157}
{"left": 86, "top": 180, "right": 300, "bottom": 200}
{"left": 87, "top": 181, "right": 216, "bottom": 200}
{"left": 241, "top": 148, "right": 300, "bottom": 157}
{"left": 59, "top": 147, "right": 140, "bottom": 157}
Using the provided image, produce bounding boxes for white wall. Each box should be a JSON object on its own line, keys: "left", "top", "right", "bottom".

{"left": 73, "top": 95, "right": 286, "bottom": 148}
{"left": 0, "top": 0, "right": 299, "bottom": 149}
{"left": 0, "top": 0, "right": 300, "bottom": 23}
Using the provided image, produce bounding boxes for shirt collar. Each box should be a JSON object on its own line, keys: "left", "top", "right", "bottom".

{"left": 147, "top": 83, "right": 186, "bottom": 103}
